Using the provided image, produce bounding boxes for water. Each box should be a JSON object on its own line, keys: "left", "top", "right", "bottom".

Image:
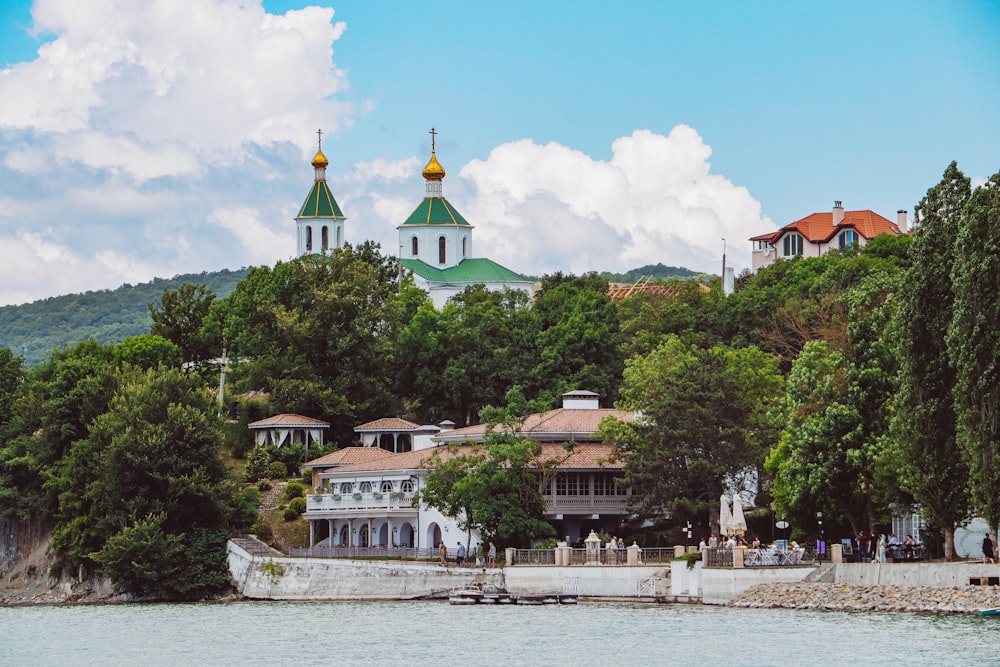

{"left": 1, "top": 601, "right": 996, "bottom": 666}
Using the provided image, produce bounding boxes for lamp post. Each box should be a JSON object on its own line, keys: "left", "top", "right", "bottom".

{"left": 817, "top": 511, "right": 824, "bottom": 561}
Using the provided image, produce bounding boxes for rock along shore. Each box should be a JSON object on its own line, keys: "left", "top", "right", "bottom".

{"left": 730, "top": 581, "right": 1000, "bottom": 615}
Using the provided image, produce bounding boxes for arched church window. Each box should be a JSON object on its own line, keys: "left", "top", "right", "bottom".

{"left": 411, "top": 236, "right": 419, "bottom": 256}
{"left": 306, "top": 226, "right": 313, "bottom": 252}
{"left": 321, "top": 226, "right": 329, "bottom": 251}
{"left": 339, "top": 482, "right": 353, "bottom": 494}
{"left": 462, "top": 237, "right": 467, "bottom": 257}
{"left": 337, "top": 226, "right": 342, "bottom": 247}
{"left": 438, "top": 236, "right": 446, "bottom": 264}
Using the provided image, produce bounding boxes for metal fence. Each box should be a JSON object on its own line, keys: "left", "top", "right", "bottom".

{"left": 512, "top": 547, "right": 677, "bottom": 566}
{"left": 288, "top": 545, "right": 441, "bottom": 561}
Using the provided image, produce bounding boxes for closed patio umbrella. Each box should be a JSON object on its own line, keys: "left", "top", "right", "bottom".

{"left": 732, "top": 495, "right": 747, "bottom": 537}
{"left": 719, "top": 494, "right": 733, "bottom": 536}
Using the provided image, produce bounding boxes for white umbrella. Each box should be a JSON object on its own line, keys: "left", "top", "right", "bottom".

{"left": 732, "top": 495, "right": 747, "bottom": 536}
{"left": 719, "top": 494, "right": 733, "bottom": 536}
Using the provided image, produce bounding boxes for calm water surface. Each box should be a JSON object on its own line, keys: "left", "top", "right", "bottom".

{"left": 1, "top": 601, "right": 997, "bottom": 666}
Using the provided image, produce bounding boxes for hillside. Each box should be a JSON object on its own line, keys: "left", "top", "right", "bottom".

{"left": 0, "top": 263, "right": 704, "bottom": 367}
{"left": 0, "top": 268, "right": 250, "bottom": 366}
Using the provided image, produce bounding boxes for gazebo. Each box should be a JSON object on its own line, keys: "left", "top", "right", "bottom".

{"left": 248, "top": 413, "right": 330, "bottom": 461}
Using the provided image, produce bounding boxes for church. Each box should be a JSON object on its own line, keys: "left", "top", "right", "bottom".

{"left": 295, "top": 129, "right": 534, "bottom": 308}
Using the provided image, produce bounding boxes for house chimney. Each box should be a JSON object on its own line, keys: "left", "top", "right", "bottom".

{"left": 897, "top": 209, "right": 908, "bottom": 233}
{"left": 833, "top": 201, "right": 844, "bottom": 226}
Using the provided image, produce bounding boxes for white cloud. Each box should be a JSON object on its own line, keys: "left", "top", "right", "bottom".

{"left": 207, "top": 206, "right": 294, "bottom": 266}
{"left": 458, "top": 126, "right": 769, "bottom": 276}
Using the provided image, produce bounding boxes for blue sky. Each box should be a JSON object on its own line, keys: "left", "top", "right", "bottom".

{"left": 0, "top": 0, "right": 997, "bottom": 305}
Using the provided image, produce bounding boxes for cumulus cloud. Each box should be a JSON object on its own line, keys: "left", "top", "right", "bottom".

{"left": 0, "top": 0, "right": 354, "bottom": 305}
{"left": 459, "top": 126, "right": 769, "bottom": 276}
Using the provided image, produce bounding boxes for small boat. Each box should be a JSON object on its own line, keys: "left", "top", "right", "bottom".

{"left": 978, "top": 607, "right": 1000, "bottom": 616}
{"left": 448, "top": 585, "right": 484, "bottom": 605}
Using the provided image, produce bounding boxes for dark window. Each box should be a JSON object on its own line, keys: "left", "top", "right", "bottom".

{"left": 306, "top": 226, "right": 312, "bottom": 252}
{"left": 839, "top": 230, "right": 858, "bottom": 248}
{"left": 462, "top": 236, "right": 467, "bottom": 257}
{"left": 782, "top": 233, "right": 803, "bottom": 257}
{"left": 321, "top": 226, "right": 329, "bottom": 251}
{"left": 411, "top": 236, "right": 419, "bottom": 256}
{"left": 438, "top": 236, "right": 446, "bottom": 264}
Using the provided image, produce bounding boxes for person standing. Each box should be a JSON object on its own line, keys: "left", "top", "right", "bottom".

{"left": 487, "top": 542, "right": 497, "bottom": 568}
{"left": 456, "top": 542, "right": 466, "bottom": 567}
{"left": 439, "top": 541, "right": 448, "bottom": 566}
{"left": 857, "top": 531, "right": 869, "bottom": 563}
{"left": 984, "top": 533, "right": 995, "bottom": 564}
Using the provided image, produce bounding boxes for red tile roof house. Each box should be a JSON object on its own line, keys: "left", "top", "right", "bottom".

{"left": 300, "top": 391, "right": 636, "bottom": 553}
{"left": 750, "top": 201, "right": 909, "bottom": 272}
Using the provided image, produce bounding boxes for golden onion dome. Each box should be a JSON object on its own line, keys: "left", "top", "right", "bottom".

{"left": 311, "top": 148, "right": 329, "bottom": 169}
{"left": 422, "top": 151, "right": 446, "bottom": 181}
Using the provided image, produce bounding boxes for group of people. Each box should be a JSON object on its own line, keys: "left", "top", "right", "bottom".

{"left": 439, "top": 540, "right": 497, "bottom": 568}
{"left": 605, "top": 536, "right": 626, "bottom": 564}
{"left": 856, "top": 531, "right": 917, "bottom": 563}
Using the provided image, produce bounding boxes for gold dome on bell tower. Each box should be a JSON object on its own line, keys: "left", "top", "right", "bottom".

{"left": 422, "top": 127, "right": 446, "bottom": 181}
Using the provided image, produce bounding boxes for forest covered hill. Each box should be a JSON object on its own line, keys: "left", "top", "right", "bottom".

{"left": 0, "top": 264, "right": 702, "bottom": 366}
{"left": 0, "top": 268, "right": 250, "bottom": 366}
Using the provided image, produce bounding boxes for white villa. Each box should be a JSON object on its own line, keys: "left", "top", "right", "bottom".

{"left": 300, "top": 390, "right": 635, "bottom": 550}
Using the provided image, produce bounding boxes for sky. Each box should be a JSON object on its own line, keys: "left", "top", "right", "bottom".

{"left": 0, "top": 0, "right": 998, "bottom": 306}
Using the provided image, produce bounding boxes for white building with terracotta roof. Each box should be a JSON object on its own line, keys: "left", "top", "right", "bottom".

{"left": 750, "top": 201, "right": 909, "bottom": 271}
{"left": 301, "top": 391, "right": 636, "bottom": 551}
{"left": 248, "top": 413, "right": 329, "bottom": 462}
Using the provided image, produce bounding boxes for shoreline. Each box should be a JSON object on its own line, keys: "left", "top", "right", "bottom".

{"left": 729, "top": 581, "right": 1000, "bottom": 615}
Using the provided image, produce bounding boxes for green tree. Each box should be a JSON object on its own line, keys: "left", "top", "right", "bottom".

{"left": 419, "top": 390, "right": 559, "bottom": 547}
{"left": 214, "top": 250, "right": 401, "bottom": 444}
{"left": 113, "top": 334, "right": 182, "bottom": 370}
{"left": 948, "top": 170, "right": 1000, "bottom": 536}
{"left": 49, "top": 366, "right": 232, "bottom": 599}
{"left": 149, "top": 283, "right": 217, "bottom": 365}
{"left": 601, "top": 336, "right": 783, "bottom": 529}
{"left": 892, "top": 161, "right": 971, "bottom": 559}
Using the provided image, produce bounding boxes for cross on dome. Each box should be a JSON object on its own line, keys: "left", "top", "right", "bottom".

{"left": 422, "top": 127, "right": 445, "bottom": 182}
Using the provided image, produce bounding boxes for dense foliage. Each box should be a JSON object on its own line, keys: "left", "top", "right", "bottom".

{"left": 3, "top": 161, "right": 1000, "bottom": 583}
{"left": 0, "top": 269, "right": 248, "bottom": 367}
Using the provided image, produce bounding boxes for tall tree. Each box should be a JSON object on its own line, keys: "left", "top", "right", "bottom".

{"left": 948, "top": 170, "right": 1000, "bottom": 537}
{"left": 601, "top": 336, "right": 783, "bottom": 529}
{"left": 149, "top": 284, "right": 217, "bottom": 366}
{"left": 892, "top": 162, "right": 971, "bottom": 559}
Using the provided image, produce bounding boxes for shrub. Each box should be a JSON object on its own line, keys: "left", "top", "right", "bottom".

{"left": 283, "top": 507, "right": 299, "bottom": 521}
{"left": 244, "top": 446, "right": 271, "bottom": 483}
{"left": 252, "top": 522, "right": 273, "bottom": 542}
{"left": 284, "top": 482, "right": 304, "bottom": 499}
{"left": 534, "top": 538, "right": 558, "bottom": 549}
{"left": 257, "top": 480, "right": 273, "bottom": 492}
{"left": 289, "top": 497, "right": 306, "bottom": 514}
{"left": 265, "top": 461, "right": 287, "bottom": 480}
{"left": 301, "top": 468, "right": 313, "bottom": 485}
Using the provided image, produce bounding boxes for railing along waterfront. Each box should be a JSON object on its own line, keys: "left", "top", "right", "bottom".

{"left": 511, "top": 546, "right": 677, "bottom": 566}
{"left": 704, "top": 547, "right": 819, "bottom": 568}
{"left": 288, "top": 545, "right": 440, "bottom": 560}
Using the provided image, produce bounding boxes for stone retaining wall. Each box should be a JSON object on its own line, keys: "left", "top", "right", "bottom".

{"left": 731, "top": 581, "right": 1000, "bottom": 614}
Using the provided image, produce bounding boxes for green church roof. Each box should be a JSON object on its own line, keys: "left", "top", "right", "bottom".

{"left": 298, "top": 180, "right": 345, "bottom": 219}
{"left": 401, "top": 257, "right": 531, "bottom": 284}
{"left": 400, "top": 197, "right": 471, "bottom": 226}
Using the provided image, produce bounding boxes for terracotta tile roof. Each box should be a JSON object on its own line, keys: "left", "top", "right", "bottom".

{"left": 248, "top": 413, "right": 330, "bottom": 428}
{"left": 774, "top": 210, "right": 901, "bottom": 244}
{"left": 305, "top": 447, "right": 394, "bottom": 468}
{"left": 354, "top": 417, "right": 422, "bottom": 432}
{"left": 437, "top": 408, "right": 634, "bottom": 443}
{"left": 323, "top": 442, "right": 622, "bottom": 475}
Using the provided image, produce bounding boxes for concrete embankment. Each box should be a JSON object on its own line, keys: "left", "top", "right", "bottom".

{"left": 228, "top": 540, "right": 504, "bottom": 600}
{"left": 730, "top": 581, "right": 1000, "bottom": 614}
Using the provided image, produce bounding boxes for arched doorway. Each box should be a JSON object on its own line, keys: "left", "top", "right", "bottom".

{"left": 339, "top": 524, "right": 350, "bottom": 547}
{"left": 427, "top": 523, "right": 442, "bottom": 549}
{"left": 359, "top": 524, "right": 370, "bottom": 548}
{"left": 399, "top": 523, "right": 414, "bottom": 548}
{"left": 378, "top": 523, "right": 389, "bottom": 547}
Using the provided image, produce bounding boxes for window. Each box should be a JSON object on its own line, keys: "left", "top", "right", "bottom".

{"left": 411, "top": 236, "right": 419, "bottom": 256}
{"left": 380, "top": 481, "right": 393, "bottom": 493}
{"left": 539, "top": 475, "right": 551, "bottom": 495}
{"left": 594, "top": 475, "right": 609, "bottom": 496}
{"left": 555, "top": 473, "right": 587, "bottom": 496}
{"left": 321, "top": 226, "right": 329, "bottom": 251}
{"left": 838, "top": 229, "right": 858, "bottom": 248}
{"left": 782, "top": 233, "right": 803, "bottom": 257}
{"left": 462, "top": 237, "right": 467, "bottom": 257}
{"left": 613, "top": 477, "right": 628, "bottom": 496}
{"left": 359, "top": 481, "right": 372, "bottom": 493}
{"left": 339, "top": 482, "right": 353, "bottom": 494}
{"left": 438, "top": 236, "right": 446, "bottom": 264}
{"left": 401, "top": 479, "right": 415, "bottom": 493}
{"left": 305, "top": 226, "right": 313, "bottom": 252}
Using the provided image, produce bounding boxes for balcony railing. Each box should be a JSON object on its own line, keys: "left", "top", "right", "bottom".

{"left": 289, "top": 545, "right": 440, "bottom": 560}
{"left": 305, "top": 492, "right": 417, "bottom": 513}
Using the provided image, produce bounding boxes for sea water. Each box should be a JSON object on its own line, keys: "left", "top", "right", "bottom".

{"left": 1, "top": 600, "right": 995, "bottom": 666}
